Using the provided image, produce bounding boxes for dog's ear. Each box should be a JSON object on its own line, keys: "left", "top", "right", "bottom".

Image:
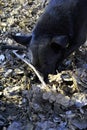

{"left": 52, "top": 35, "right": 68, "bottom": 48}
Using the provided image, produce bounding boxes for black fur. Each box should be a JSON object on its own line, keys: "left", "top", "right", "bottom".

{"left": 11, "top": 0, "right": 87, "bottom": 78}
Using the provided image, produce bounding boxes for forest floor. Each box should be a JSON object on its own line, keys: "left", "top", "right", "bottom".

{"left": 0, "top": 0, "right": 87, "bottom": 130}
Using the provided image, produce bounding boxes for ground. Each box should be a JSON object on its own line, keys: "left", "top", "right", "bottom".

{"left": 0, "top": 0, "right": 87, "bottom": 130}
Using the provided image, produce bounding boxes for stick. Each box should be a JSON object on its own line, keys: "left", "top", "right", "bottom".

{"left": 12, "top": 50, "right": 47, "bottom": 87}
{"left": 1, "top": 45, "right": 27, "bottom": 51}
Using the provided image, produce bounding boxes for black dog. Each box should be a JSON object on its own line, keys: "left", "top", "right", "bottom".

{"left": 11, "top": 0, "right": 87, "bottom": 78}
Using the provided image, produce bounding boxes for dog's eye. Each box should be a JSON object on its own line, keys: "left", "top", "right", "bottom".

{"left": 51, "top": 42, "right": 62, "bottom": 53}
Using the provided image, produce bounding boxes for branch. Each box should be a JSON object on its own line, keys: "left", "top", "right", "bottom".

{"left": 12, "top": 50, "right": 48, "bottom": 88}
{"left": 1, "top": 45, "right": 27, "bottom": 51}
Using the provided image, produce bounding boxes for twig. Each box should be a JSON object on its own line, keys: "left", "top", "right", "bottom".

{"left": 12, "top": 50, "right": 47, "bottom": 87}
{"left": 1, "top": 45, "right": 27, "bottom": 51}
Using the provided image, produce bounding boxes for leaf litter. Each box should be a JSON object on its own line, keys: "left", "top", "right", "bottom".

{"left": 0, "top": 0, "right": 87, "bottom": 129}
